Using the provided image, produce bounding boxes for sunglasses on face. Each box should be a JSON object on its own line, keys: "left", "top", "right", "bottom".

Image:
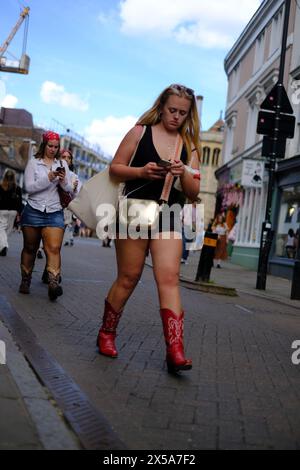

{"left": 170, "top": 84, "right": 194, "bottom": 97}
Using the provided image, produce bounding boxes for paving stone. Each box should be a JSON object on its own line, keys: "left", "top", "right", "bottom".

{"left": 1, "top": 234, "right": 300, "bottom": 449}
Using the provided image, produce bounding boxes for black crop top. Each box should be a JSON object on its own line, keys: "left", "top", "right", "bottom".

{"left": 124, "top": 125, "right": 187, "bottom": 205}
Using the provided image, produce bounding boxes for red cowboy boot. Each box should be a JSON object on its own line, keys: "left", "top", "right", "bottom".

{"left": 96, "top": 299, "right": 123, "bottom": 358}
{"left": 160, "top": 308, "right": 192, "bottom": 373}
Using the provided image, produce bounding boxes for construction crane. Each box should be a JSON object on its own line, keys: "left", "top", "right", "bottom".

{"left": 0, "top": 6, "right": 30, "bottom": 74}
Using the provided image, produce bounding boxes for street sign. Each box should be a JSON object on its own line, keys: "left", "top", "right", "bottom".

{"left": 241, "top": 159, "right": 264, "bottom": 187}
{"left": 257, "top": 110, "right": 295, "bottom": 138}
{"left": 260, "top": 82, "right": 294, "bottom": 114}
{"left": 262, "top": 135, "right": 286, "bottom": 159}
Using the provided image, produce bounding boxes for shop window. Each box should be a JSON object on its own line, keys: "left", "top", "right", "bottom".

{"left": 275, "top": 185, "right": 300, "bottom": 258}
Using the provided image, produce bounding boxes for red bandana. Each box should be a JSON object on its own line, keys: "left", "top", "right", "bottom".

{"left": 43, "top": 131, "right": 60, "bottom": 142}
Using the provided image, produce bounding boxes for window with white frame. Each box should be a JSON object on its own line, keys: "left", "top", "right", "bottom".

{"left": 230, "top": 65, "right": 240, "bottom": 101}
{"left": 245, "top": 86, "right": 264, "bottom": 150}
{"left": 245, "top": 103, "right": 259, "bottom": 149}
{"left": 269, "top": 8, "right": 283, "bottom": 57}
{"left": 253, "top": 32, "right": 265, "bottom": 74}
{"left": 224, "top": 111, "right": 237, "bottom": 163}
{"left": 236, "top": 184, "right": 266, "bottom": 246}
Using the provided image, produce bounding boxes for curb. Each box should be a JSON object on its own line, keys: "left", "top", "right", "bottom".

{"left": 179, "top": 276, "right": 238, "bottom": 296}
{"left": 145, "top": 260, "right": 238, "bottom": 296}
{"left": 0, "top": 318, "right": 80, "bottom": 450}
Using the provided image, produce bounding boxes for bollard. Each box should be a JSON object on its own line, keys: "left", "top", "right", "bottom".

{"left": 195, "top": 231, "right": 218, "bottom": 283}
{"left": 291, "top": 261, "right": 300, "bottom": 300}
{"left": 291, "top": 232, "right": 300, "bottom": 300}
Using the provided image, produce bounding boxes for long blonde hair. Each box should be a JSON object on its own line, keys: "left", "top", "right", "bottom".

{"left": 137, "top": 84, "right": 201, "bottom": 163}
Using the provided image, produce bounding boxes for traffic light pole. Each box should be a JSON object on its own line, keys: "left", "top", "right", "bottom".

{"left": 256, "top": 0, "right": 291, "bottom": 290}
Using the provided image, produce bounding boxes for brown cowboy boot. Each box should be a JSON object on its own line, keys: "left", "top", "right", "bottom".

{"left": 160, "top": 308, "right": 192, "bottom": 373}
{"left": 41, "top": 267, "right": 62, "bottom": 284}
{"left": 19, "top": 264, "right": 33, "bottom": 294}
{"left": 19, "top": 265, "right": 32, "bottom": 294}
{"left": 96, "top": 299, "right": 123, "bottom": 358}
{"left": 48, "top": 270, "right": 63, "bottom": 301}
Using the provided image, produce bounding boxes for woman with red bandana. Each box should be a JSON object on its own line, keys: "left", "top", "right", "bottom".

{"left": 19, "top": 131, "right": 72, "bottom": 300}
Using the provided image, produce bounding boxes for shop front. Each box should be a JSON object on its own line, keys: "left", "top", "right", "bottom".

{"left": 216, "top": 157, "right": 267, "bottom": 269}
{"left": 269, "top": 155, "right": 300, "bottom": 279}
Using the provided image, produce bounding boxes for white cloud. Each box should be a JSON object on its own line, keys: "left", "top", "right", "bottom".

{"left": 0, "top": 78, "right": 18, "bottom": 108}
{"left": 40, "top": 81, "right": 89, "bottom": 112}
{"left": 85, "top": 115, "right": 137, "bottom": 157}
{"left": 119, "top": 0, "right": 261, "bottom": 49}
{"left": 0, "top": 94, "right": 18, "bottom": 108}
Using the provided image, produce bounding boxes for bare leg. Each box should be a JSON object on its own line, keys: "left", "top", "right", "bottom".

{"left": 106, "top": 237, "right": 149, "bottom": 311}
{"left": 21, "top": 227, "right": 42, "bottom": 271}
{"left": 42, "top": 227, "right": 64, "bottom": 275}
{"left": 97, "top": 237, "right": 149, "bottom": 357}
{"left": 150, "top": 232, "right": 192, "bottom": 372}
{"left": 150, "top": 232, "right": 182, "bottom": 315}
{"left": 42, "top": 227, "right": 64, "bottom": 300}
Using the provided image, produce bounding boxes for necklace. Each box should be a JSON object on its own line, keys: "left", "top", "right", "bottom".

{"left": 154, "top": 125, "right": 178, "bottom": 159}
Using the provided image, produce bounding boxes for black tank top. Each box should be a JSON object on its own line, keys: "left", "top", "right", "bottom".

{"left": 124, "top": 125, "right": 187, "bottom": 205}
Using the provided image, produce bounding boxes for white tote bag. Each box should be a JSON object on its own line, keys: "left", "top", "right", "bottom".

{"left": 68, "top": 168, "right": 119, "bottom": 231}
{"left": 68, "top": 126, "right": 147, "bottom": 232}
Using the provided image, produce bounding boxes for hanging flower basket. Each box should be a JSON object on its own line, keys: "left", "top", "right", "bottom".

{"left": 217, "top": 183, "right": 244, "bottom": 211}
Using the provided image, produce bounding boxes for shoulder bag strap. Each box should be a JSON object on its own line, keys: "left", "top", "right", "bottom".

{"left": 159, "top": 134, "right": 183, "bottom": 203}
{"left": 129, "top": 125, "right": 147, "bottom": 166}
{"left": 119, "top": 125, "right": 147, "bottom": 198}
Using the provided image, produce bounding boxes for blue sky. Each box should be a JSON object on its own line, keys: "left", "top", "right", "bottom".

{"left": 1, "top": 0, "right": 260, "bottom": 157}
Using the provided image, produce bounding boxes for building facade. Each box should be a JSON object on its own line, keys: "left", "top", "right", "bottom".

{"left": 0, "top": 107, "right": 42, "bottom": 186}
{"left": 200, "top": 118, "right": 224, "bottom": 227}
{"left": 0, "top": 109, "right": 110, "bottom": 188}
{"left": 217, "top": 0, "right": 300, "bottom": 276}
{"left": 48, "top": 121, "right": 110, "bottom": 182}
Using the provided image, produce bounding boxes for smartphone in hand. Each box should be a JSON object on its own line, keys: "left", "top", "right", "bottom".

{"left": 57, "top": 166, "right": 65, "bottom": 174}
{"left": 157, "top": 159, "right": 171, "bottom": 168}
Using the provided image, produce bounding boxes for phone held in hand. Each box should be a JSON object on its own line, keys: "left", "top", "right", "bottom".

{"left": 57, "top": 166, "right": 65, "bottom": 173}
{"left": 157, "top": 159, "right": 171, "bottom": 168}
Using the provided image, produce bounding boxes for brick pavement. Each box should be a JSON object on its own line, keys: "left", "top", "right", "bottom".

{"left": 0, "top": 232, "right": 300, "bottom": 450}
{"left": 179, "top": 252, "right": 300, "bottom": 309}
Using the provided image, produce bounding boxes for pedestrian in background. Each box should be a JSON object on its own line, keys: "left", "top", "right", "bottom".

{"left": 60, "top": 148, "right": 82, "bottom": 247}
{"left": 41, "top": 148, "right": 82, "bottom": 285}
{"left": 212, "top": 214, "right": 228, "bottom": 268}
{"left": 0, "top": 169, "right": 23, "bottom": 256}
{"left": 96, "top": 84, "right": 201, "bottom": 373}
{"left": 19, "top": 131, "right": 72, "bottom": 300}
{"left": 285, "top": 228, "right": 297, "bottom": 259}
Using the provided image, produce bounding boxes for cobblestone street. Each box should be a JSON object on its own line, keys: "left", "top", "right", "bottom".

{"left": 0, "top": 233, "right": 300, "bottom": 450}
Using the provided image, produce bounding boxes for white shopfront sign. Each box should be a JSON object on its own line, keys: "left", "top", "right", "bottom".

{"left": 241, "top": 160, "right": 264, "bottom": 188}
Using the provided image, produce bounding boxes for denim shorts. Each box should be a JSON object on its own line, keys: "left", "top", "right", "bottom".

{"left": 21, "top": 204, "right": 65, "bottom": 229}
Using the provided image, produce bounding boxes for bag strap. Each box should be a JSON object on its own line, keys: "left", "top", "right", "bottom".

{"left": 159, "top": 134, "right": 183, "bottom": 203}
{"left": 120, "top": 125, "right": 148, "bottom": 198}
{"left": 129, "top": 125, "right": 147, "bottom": 166}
